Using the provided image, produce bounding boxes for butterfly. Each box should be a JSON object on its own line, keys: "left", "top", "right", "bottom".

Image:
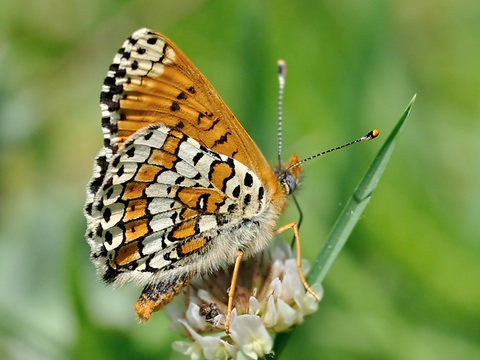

{"left": 84, "top": 28, "right": 378, "bottom": 332}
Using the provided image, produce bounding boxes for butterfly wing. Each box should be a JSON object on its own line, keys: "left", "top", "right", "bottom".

{"left": 85, "top": 28, "right": 279, "bottom": 217}
{"left": 87, "top": 123, "right": 270, "bottom": 285}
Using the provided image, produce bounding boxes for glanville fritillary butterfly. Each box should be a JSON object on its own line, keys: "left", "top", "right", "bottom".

{"left": 84, "top": 28, "right": 378, "bottom": 332}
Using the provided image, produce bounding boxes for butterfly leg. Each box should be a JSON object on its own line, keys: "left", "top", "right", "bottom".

{"left": 225, "top": 250, "right": 244, "bottom": 334}
{"left": 274, "top": 222, "right": 320, "bottom": 301}
{"left": 134, "top": 272, "right": 191, "bottom": 321}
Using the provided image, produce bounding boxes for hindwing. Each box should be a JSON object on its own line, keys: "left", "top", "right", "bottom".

{"left": 86, "top": 124, "right": 267, "bottom": 285}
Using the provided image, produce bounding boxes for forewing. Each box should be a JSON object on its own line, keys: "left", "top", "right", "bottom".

{"left": 85, "top": 28, "right": 276, "bottom": 221}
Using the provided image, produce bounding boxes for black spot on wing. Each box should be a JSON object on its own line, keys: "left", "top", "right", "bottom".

{"left": 170, "top": 101, "right": 180, "bottom": 111}
{"left": 104, "top": 230, "right": 113, "bottom": 245}
{"left": 147, "top": 36, "right": 157, "bottom": 45}
{"left": 243, "top": 194, "right": 251, "bottom": 207}
{"left": 232, "top": 185, "right": 241, "bottom": 198}
{"left": 192, "top": 152, "right": 203, "bottom": 165}
{"left": 103, "top": 207, "right": 112, "bottom": 223}
{"left": 126, "top": 146, "right": 136, "bottom": 157}
{"left": 244, "top": 172, "right": 253, "bottom": 187}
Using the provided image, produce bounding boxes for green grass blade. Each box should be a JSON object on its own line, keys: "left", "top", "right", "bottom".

{"left": 307, "top": 94, "right": 416, "bottom": 284}
{"left": 273, "top": 95, "right": 416, "bottom": 358}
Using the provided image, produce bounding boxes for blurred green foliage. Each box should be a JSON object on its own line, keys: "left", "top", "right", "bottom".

{"left": 0, "top": 0, "right": 479, "bottom": 359}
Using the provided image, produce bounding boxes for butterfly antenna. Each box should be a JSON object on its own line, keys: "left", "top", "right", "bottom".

{"left": 288, "top": 129, "right": 380, "bottom": 171}
{"left": 277, "top": 60, "right": 287, "bottom": 168}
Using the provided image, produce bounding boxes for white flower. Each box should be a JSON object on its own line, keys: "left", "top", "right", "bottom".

{"left": 229, "top": 311, "right": 272, "bottom": 359}
{"left": 173, "top": 319, "right": 236, "bottom": 360}
{"left": 166, "top": 238, "right": 323, "bottom": 359}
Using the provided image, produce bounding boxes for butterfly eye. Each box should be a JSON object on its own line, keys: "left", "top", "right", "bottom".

{"left": 275, "top": 169, "right": 298, "bottom": 195}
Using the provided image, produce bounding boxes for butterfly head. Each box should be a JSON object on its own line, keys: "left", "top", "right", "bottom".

{"left": 274, "top": 153, "right": 302, "bottom": 195}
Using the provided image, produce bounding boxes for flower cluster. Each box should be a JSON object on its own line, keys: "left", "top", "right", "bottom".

{"left": 165, "top": 238, "right": 322, "bottom": 360}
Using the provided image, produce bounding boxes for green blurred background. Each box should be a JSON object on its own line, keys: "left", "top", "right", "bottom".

{"left": 1, "top": 0, "right": 479, "bottom": 359}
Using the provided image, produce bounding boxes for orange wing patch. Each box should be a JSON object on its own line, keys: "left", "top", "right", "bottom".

{"left": 161, "top": 130, "right": 183, "bottom": 154}
{"left": 176, "top": 187, "right": 225, "bottom": 213}
{"left": 114, "top": 241, "right": 140, "bottom": 267}
{"left": 180, "top": 208, "right": 199, "bottom": 220}
{"left": 123, "top": 199, "right": 148, "bottom": 222}
{"left": 180, "top": 237, "right": 207, "bottom": 255}
{"left": 209, "top": 162, "right": 234, "bottom": 191}
{"left": 124, "top": 219, "right": 149, "bottom": 242}
{"left": 148, "top": 149, "right": 177, "bottom": 168}
{"left": 170, "top": 218, "right": 198, "bottom": 240}
{"left": 122, "top": 182, "right": 147, "bottom": 200}
{"left": 135, "top": 164, "right": 162, "bottom": 182}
